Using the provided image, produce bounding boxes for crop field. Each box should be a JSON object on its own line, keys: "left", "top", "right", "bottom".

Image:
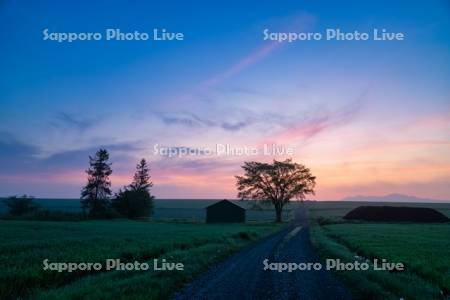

{"left": 0, "top": 220, "right": 282, "bottom": 299}
{"left": 308, "top": 201, "right": 450, "bottom": 300}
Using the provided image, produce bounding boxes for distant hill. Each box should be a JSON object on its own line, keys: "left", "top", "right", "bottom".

{"left": 340, "top": 193, "right": 449, "bottom": 203}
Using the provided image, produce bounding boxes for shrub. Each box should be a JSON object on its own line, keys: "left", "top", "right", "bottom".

{"left": 112, "top": 189, "right": 154, "bottom": 219}
{"left": 3, "top": 195, "right": 39, "bottom": 216}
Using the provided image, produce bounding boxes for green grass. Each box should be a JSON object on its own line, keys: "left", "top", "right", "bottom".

{"left": 323, "top": 223, "right": 450, "bottom": 293}
{"left": 308, "top": 202, "right": 450, "bottom": 299}
{"left": 0, "top": 220, "right": 282, "bottom": 299}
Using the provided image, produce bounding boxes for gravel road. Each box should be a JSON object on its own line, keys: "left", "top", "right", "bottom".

{"left": 172, "top": 205, "right": 352, "bottom": 300}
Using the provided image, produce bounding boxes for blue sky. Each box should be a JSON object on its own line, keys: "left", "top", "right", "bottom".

{"left": 1, "top": 1, "right": 449, "bottom": 199}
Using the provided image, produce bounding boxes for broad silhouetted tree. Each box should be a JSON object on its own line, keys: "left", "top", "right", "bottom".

{"left": 236, "top": 159, "right": 316, "bottom": 222}
{"left": 112, "top": 188, "right": 154, "bottom": 219}
{"left": 81, "top": 148, "right": 112, "bottom": 218}
{"left": 112, "top": 158, "right": 154, "bottom": 219}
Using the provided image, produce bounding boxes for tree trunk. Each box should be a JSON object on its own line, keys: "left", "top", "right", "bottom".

{"left": 275, "top": 206, "right": 282, "bottom": 223}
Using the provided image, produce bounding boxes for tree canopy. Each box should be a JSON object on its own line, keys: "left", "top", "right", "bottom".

{"left": 236, "top": 159, "right": 316, "bottom": 222}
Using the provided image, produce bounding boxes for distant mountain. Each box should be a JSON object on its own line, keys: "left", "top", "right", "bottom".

{"left": 340, "top": 193, "right": 450, "bottom": 203}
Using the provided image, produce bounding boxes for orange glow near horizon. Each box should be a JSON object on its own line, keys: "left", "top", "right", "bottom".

{"left": 138, "top": 113, "right": 450, "bottom": 201}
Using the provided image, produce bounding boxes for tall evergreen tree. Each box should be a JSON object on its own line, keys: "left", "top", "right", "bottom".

{"left": 112, "top": 158, "right": 154, "bottom": 219}
{"left": 80, "top": 148, "right": 113, "bottom": 218}
{"left": 130, "top": 158, "right": 153, "bottom": 192}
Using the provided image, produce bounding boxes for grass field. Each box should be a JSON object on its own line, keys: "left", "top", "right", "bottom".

{"left": 0, "top": 220, "right": 282, "bottom": 299}
{"left": 308, "top": 201, "right": 450, "bottom": 300}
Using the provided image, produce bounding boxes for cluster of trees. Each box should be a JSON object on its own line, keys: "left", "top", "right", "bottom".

{"left": 2, "top": 149, "right": 315, "bottom": 223}
{"left": 2, "top": 195, "right": 83, "bottom": 221}
{"left": 1, "top": 148, "right": 154, "bottom": 221}
{"left": 80, "top": 148, "right": 154, "bottom": 219}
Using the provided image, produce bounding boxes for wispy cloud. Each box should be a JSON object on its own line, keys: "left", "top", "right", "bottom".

{"left": 0, "top": 133, "right": 142, "bottom": 177}
{"left": 169, "top": 12, "right": 316, "bottom": 104}
{"left": 200, "top": 42, "right": 282, "bottom": 90}
{"left": 0, "top": 132, "right": 39, "bottom": 172}
{"left": 157, "top": 93, "right": 366, "bottom": 138}
{"left": 158, "top": 111, "right": 254, "bottom": 132}
{"left": 200, "top": 12, "right": 316, "bottom": 89}
{"left": 263, "top": 95, "right": 366, "bottom": 144}
{"left": 153, "top": 157, "right": 236, "bottom": 171}
{"left": 50, "top": 112, "right": 100, "bottom": 132}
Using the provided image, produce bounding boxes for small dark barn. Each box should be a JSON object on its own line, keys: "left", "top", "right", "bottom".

{"left": 206, "top": 200, "right": 246, "bottom": 223}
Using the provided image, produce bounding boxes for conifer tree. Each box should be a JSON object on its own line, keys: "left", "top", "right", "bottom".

{"left": 130, "top": 158, "right": 153, "bottom": 192}
{"left": 80, "top": 148, "right": 112, "bottom": 218}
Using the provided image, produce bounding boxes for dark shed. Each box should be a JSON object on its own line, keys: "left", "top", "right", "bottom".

{"left": 205, "top": 200, "right": 246, "bottom": 223}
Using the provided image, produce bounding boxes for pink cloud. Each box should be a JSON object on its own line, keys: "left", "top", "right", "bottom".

{"left": 262, "top": 98, "right": 364, "bottom": 145}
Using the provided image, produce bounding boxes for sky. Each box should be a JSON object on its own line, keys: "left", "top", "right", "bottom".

{"left": 0, "top": 1, "right": 449, "bottom": 200}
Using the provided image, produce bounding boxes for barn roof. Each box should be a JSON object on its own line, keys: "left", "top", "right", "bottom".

{"left": 205, "top": 200, "right": 246, "bottom": 210}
